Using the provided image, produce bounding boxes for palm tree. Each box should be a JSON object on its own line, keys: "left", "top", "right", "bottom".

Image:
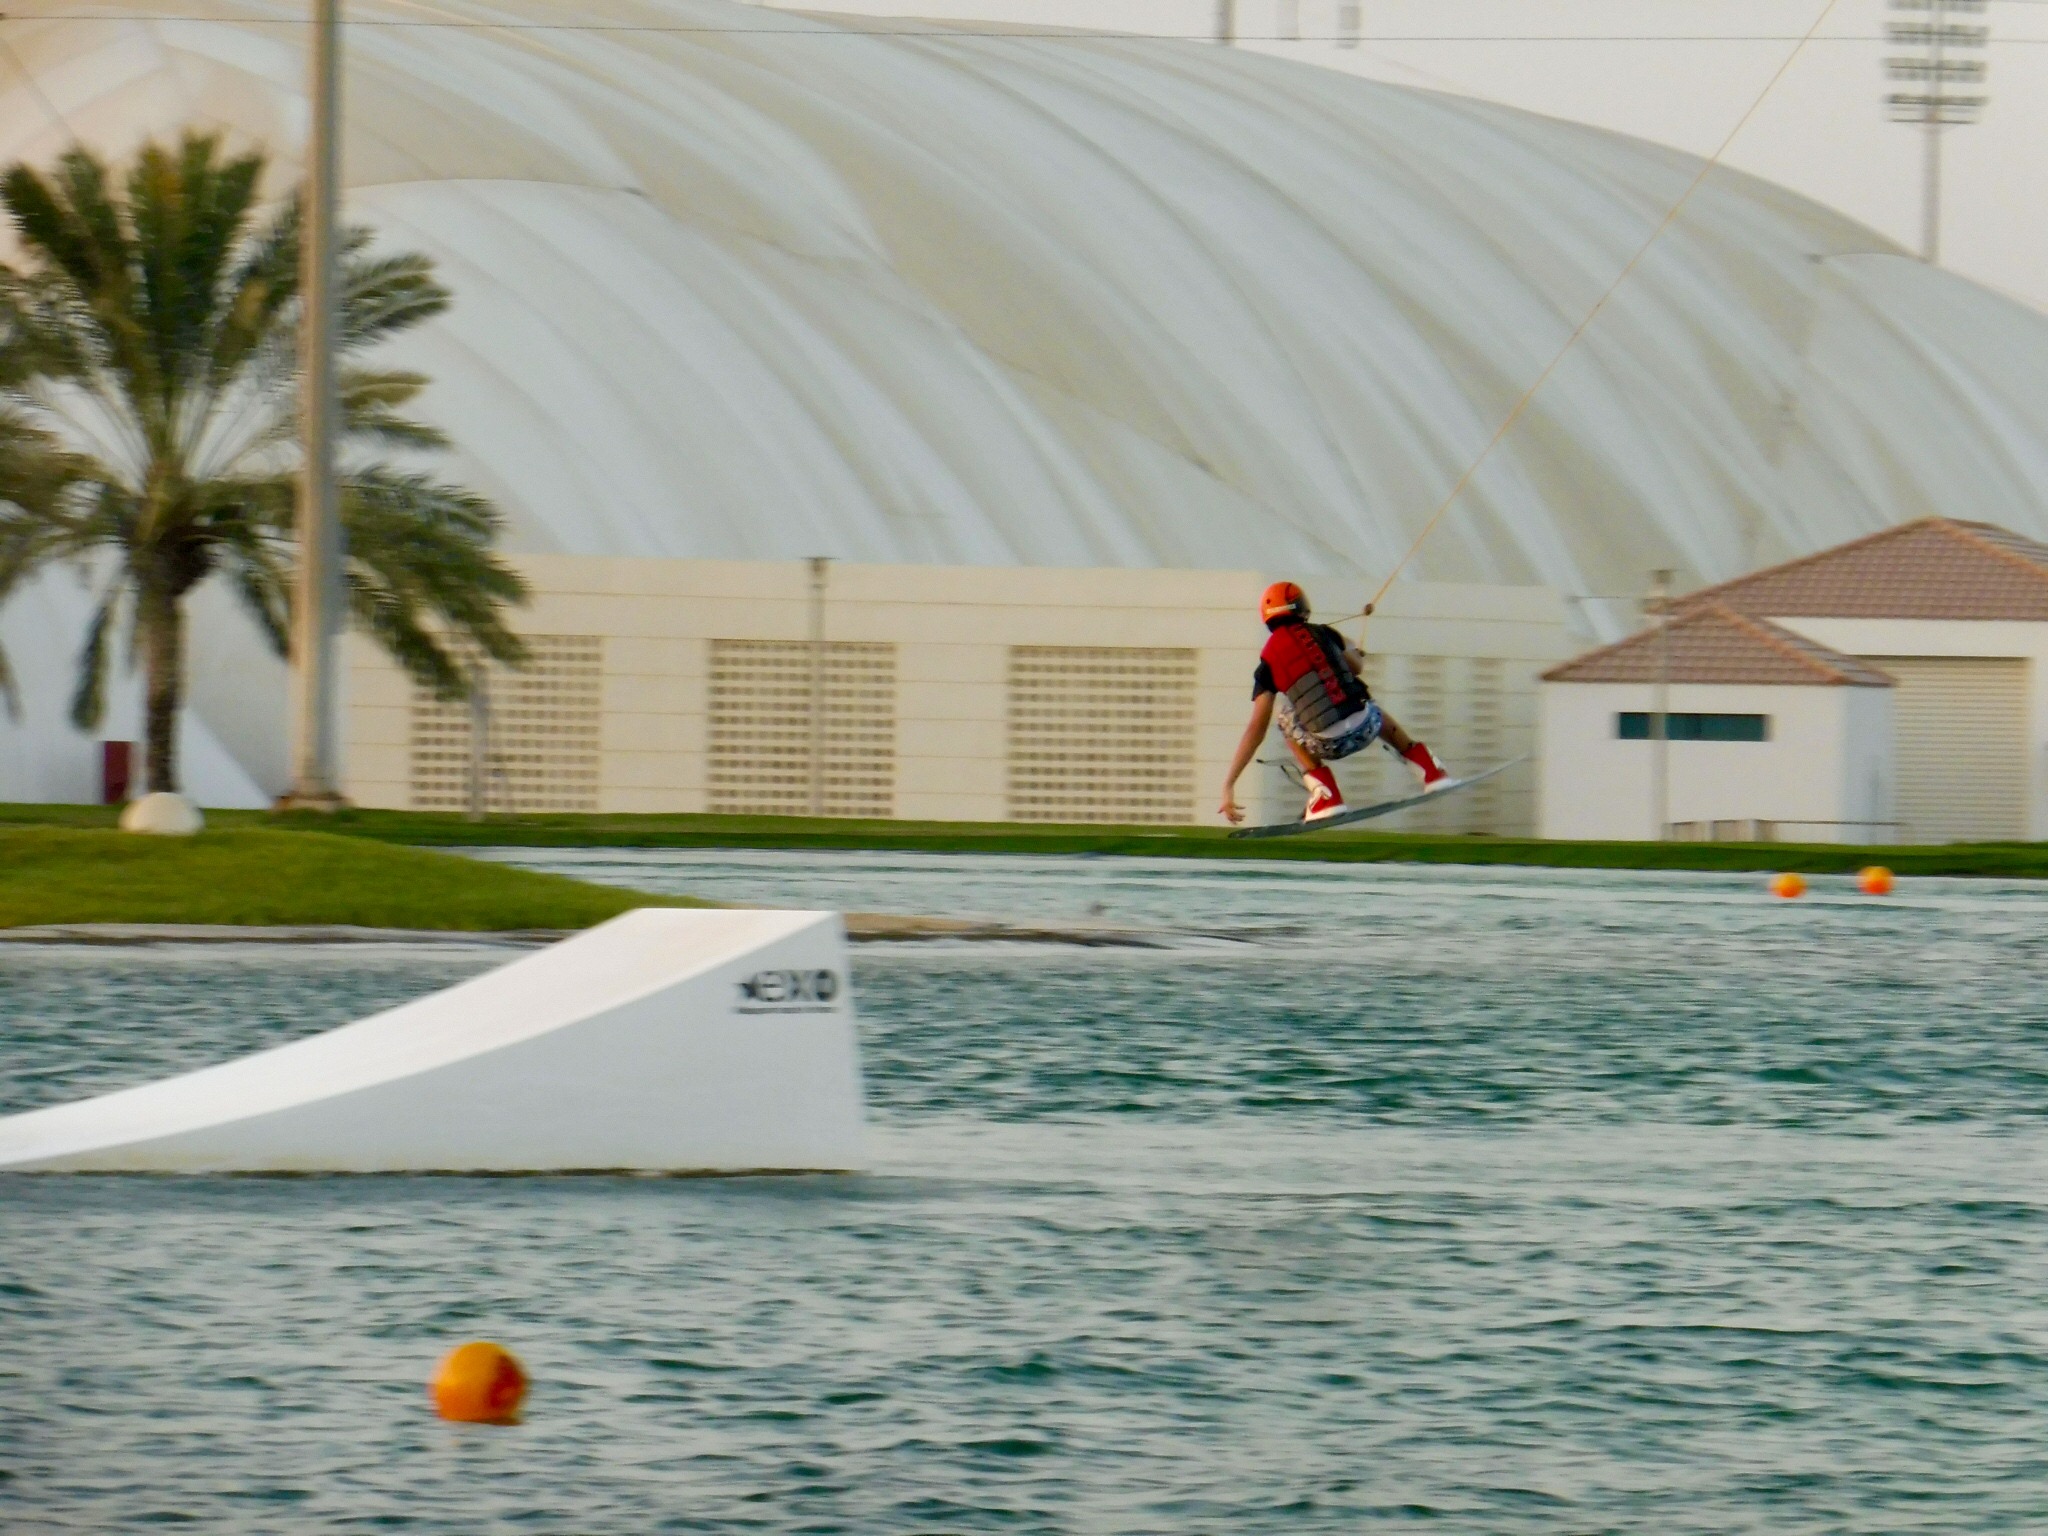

{"left": 0, "top": 131, "right": 525, "bottom": 796}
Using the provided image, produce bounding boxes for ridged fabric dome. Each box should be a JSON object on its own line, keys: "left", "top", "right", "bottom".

{"left": 7, "top": 0, "right": 2048, "bottom": 636}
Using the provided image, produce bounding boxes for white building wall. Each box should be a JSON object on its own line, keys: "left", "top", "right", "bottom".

{"left": 1773, "top": 618, "right": 2048, "bottom": 838}
{"left": 346, "top": 559, "right": 1574, "bottom": 829}
{"left": 1539, "top": 681, "right": 1890, "bottom": 841}
{"left": 1838, "top": 686, "right": 1899, "bottom": 838}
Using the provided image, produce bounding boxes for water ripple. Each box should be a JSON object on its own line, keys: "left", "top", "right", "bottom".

{"left": 4, "top": 857, "right": 2048, "bottom": 1531}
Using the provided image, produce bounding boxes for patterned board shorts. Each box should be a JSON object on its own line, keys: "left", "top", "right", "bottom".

{"left": 1276, "top": 698, "right": 1384, "bottom": 761}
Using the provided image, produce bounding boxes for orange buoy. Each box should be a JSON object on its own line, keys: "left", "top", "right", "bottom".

{"left": 431, "top": 1342, "right": 528, "bottom": 1424}
{"left": 1769, "top": 872, "right": 1807, "bottom": 900}
{"left": 1858, "top": 865, "right": 1895, "bottom": 896}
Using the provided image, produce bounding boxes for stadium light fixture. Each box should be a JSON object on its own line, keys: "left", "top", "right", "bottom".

{"left": 284, "top": 0, "right": 347, "bottom": 809}
{"left": 1884, "top": 0, "right": 1987, "bottom": 265}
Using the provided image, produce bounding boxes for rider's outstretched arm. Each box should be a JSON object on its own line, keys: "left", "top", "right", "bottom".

{"left": 1219, "top": 694, "right": 1277, "bottom": 823}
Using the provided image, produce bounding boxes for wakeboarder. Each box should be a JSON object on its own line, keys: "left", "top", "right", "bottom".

{"left": 1218, "top": 581, "right": 1450, "bottom": 827}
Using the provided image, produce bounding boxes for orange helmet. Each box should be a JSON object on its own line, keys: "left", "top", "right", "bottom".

{"left": 1260, "top": 581, "right": 1308, "bottom": 623}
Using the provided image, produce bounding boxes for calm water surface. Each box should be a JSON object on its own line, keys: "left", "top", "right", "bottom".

{"left": 5, "top": 853, "right": 2048, "bottom": 1532}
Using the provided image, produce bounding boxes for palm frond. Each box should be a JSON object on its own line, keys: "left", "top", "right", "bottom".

{"left": 0, "top": 277, "right": 77, "bottom": 390}
{"left": 2, "top": 152, "right": 121, "bottom": 302}
{"left": 340, "top": 368, "right": 448, "bottom": 450}
{"left": 199, "top": 471, "right": 295, "bottom": 654}
{"left": 131, "top": 136, "right": 264, "bottom": 409}
{"left": 340, "top": 467, "right": 527, "bottom": 690}
{"left": 0, "top": 152, "right": 163, "bottom": 456}
{"left": 210, "top": 196, "right": 299, "bottom": 393}
{"left": 67, "top": 585, "right": 119, "bottom": 730}
{"left": 218, "top": 535, "right": 292, "bottom": 654}
{"left": 346, "top": 577, "right": 468, "bottom": 700}
{"left": 194, "top": 468, "right": 295, "bottom": 535}
{"left": 0, "top": 405, "right": 90, "bottom": 521}
{"left": 340, "top": 250, "right": 449, "bottom": 351}
{"left": 0, "top": 254, "right": 99, "bottom": 376}
{"left": 47, "top": 150, "right": 159, "bottom": 410}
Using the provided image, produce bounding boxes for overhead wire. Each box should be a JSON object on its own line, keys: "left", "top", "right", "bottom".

{"left": 0, "top": 13, "right": 2037, "bottom": 41}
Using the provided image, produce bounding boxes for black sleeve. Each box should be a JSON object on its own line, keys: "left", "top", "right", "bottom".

{"left": 1252, "top": 660, "right": 1275, "bottom": 700}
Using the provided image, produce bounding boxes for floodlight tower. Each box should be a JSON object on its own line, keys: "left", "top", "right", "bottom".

{"left": 1884, "top": 0, "right": 1988, "bottom": 265}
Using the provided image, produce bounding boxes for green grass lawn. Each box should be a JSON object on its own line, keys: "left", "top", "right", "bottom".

{"left": 247, "top": 808, "right": 2048, "bottom": 876}
{"left": 0, "top": 826, "right": 700, "bottom": 930}
{"left": 3, "top": 803, "right": 2041, "bottom": 879}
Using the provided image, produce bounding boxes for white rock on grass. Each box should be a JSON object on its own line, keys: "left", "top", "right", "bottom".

{"left": 119, "top": 792, "right": 205, "bottom": 836}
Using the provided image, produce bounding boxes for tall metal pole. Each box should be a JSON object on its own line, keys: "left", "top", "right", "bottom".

{"left": 1923, "top": 119, "right": 1942, "bottom": 264}
{"left": 1923, "top": 14, "right": 1945, "bottom": 263}
{"left": 1215, "top": 0, "right": 1234, "bottom": 45}
{"left": 1650, "top": 569, "right": 1672, "bottom": 842}
{"left": 284, "top": 0, "right": 346, "bottom": 809}
{"left": 466, "top": 678, "right": 489, "bottom": 823}
{"left": 807, "top": 556, "right": 829, "bottom": 818}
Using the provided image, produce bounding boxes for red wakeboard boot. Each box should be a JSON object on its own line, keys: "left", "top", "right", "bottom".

{"left": 1302, "top": 765, "right": 1347, "bottom": 821}
{"left": 1400, "top": 740, "right": 1453, "bottom": 792}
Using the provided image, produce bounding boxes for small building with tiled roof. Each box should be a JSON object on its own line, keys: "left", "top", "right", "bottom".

{"left": 1543, "top": 605, "right": 1898, "bottom": 690}
{"left": 1539, "top": 606, "right": 1896, "bottom": 842}
{"left": 1542, "top": 517, "right": 2048, "bottom": 842}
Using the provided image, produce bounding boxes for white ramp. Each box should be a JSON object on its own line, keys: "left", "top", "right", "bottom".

{"left": 0, "top": 909, "right": 864, "bottom": 1173}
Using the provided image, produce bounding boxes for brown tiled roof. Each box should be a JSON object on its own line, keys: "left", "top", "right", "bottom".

{"left": 1674, "top": 518, "right": 2048, "bottom": 621}
{"left": 1542, "top": 603, "right": 1895, "bottom": 687}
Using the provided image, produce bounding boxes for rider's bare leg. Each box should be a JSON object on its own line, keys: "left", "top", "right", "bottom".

{"left": 1285, "top": 737, "right": 1323, "bottom": 773}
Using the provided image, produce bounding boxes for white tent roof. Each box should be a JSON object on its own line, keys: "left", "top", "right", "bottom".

{"left": 7, "top": 0, "right": 2048, "bottom": 804}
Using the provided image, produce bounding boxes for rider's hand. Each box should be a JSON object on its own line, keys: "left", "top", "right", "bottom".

{"left": 1219, "top": 790, "right": 1245, "bottom": 825}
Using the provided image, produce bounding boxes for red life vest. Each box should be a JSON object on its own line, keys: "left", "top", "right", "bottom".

{"left": 1261, "top": 621, "right": 1368, "bottom": 735}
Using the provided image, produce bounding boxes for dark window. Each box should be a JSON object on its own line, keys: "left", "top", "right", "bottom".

{"left": 1617, "top": 712, "right": 1769, "bottom": 742}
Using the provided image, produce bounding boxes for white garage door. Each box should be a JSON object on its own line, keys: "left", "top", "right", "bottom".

{"left": 1879, "top": 657, "right": 2029, "bottom": 843}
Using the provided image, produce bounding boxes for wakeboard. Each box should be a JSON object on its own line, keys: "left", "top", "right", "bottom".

{"left": 1229, "top": 756, "right": 1529, "bottom": 840}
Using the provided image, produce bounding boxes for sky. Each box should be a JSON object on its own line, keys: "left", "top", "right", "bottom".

{"left": 760, "top": 0, "right": 2048, "bottom": 314}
